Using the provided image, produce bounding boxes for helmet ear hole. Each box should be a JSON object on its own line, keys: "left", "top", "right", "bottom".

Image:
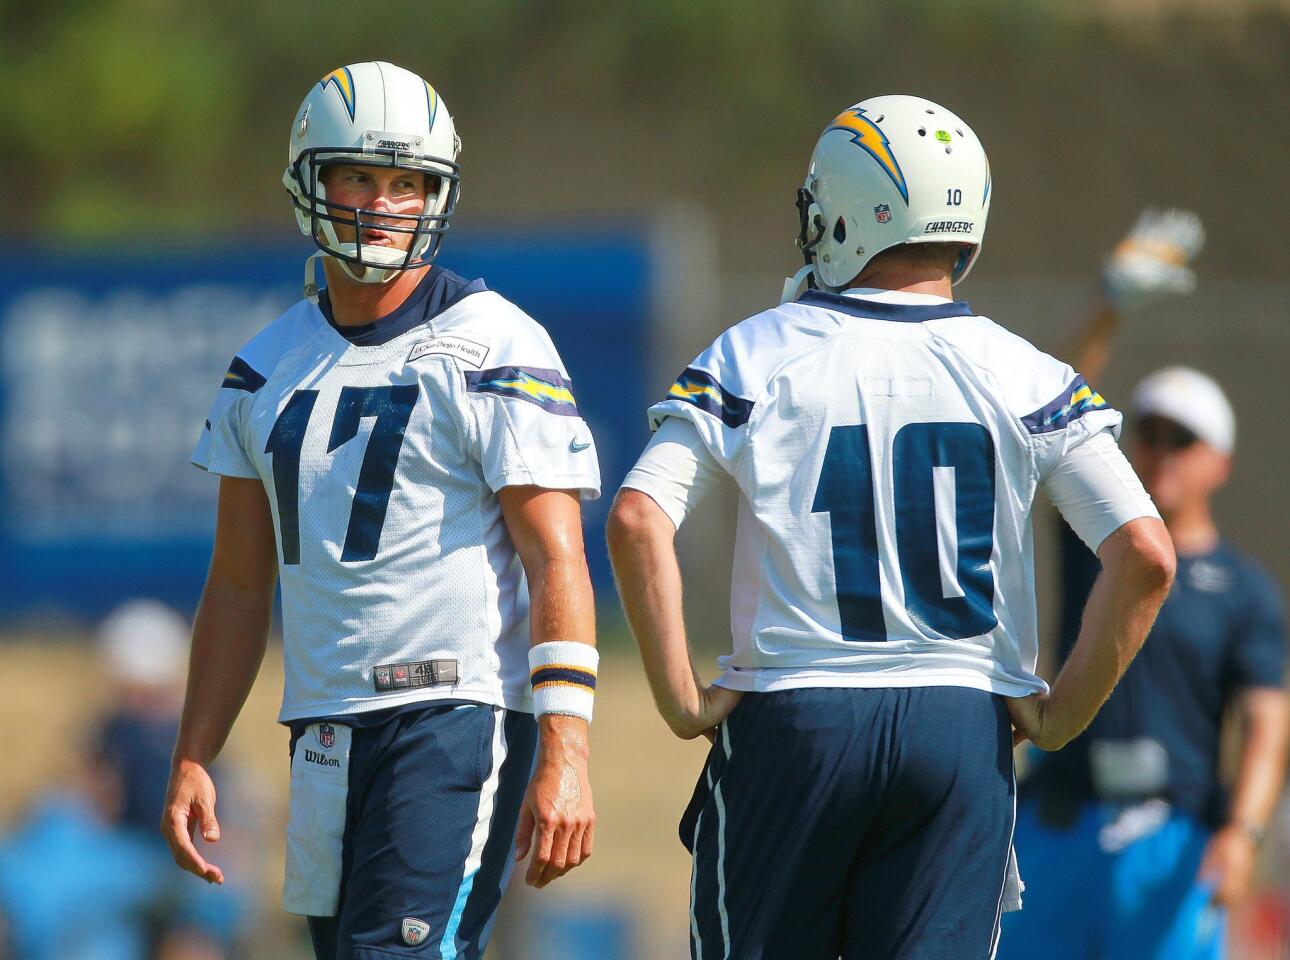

{"left": 833, "top": 217, "right": 847, "bottom": 243}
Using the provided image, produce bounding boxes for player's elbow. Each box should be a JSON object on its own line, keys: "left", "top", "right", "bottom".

{"left": 1102, "top": 517, "right": 1176, "bottom": 599}
{"left": 606, "top": 489, "right": 672, "bottom": 555}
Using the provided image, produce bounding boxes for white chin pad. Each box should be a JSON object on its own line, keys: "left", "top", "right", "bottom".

{"left": 330, "top": 243, "right": 411, "bottom": 285}
{"left": 337, "top": 243, "right": 410, "bottom": 268}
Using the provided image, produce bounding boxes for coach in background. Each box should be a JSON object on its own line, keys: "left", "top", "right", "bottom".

{"left": 1001, "top": 211, "right": 1288, "bottom": 960}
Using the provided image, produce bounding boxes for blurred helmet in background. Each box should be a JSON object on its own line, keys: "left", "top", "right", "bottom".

{"left": 283, "top": 61, "right": 461, "bottom": 286}
{"left": 791, "top": 95, "right": 991, "bottom": 293}
{"left": 97, "top": 599, "right": 189, "bottom": 689}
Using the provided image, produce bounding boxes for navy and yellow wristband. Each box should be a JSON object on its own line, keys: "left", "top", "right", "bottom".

{"left": 528, "top": 641, "right": 599, "bottom": 722}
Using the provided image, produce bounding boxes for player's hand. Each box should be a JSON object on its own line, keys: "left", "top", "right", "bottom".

{"left": 160, "top": 758, "right": 224, "bottom": 884}
{"left": 1101, "top": 208, "right": 1205, "bottom": 311}
{"left": 692, "top": 685, "right": 743, "bottom": 743}
{"left": 515, "top": 714, "right": 594, "bottom": 888}
{"left": 1006, "top": 693, "right": 1076, "bottom": 751}
{"left": 661, "top": 683, "right": 742, "bottom": 741}
{"left": 1199, "top": 823, "right": 1258, "bottom": 907}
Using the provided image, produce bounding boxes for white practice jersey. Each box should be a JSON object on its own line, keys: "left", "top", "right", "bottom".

{"left": 648, "top": 287, "right": 1121, "bottom": 696}
{"left": 193, "top": 270, "right": 600, "bottom": 722}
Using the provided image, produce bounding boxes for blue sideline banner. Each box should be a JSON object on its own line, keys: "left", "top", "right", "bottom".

{"left": 0, "top": 229, "right": 651, "bottom": 621}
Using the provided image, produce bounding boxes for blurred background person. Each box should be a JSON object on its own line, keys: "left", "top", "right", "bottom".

{"left": 94, "top": 602, "right": 190, "bottom": 846}
{"left": 94, "top": 600, "right": 255, "bottom": 960}
{"left": 0, "top": 727, "right": 167, "bottom": 960}
{"left": 1001, "top": 212, "right": 1289, "bottom": 960}
{"left": 0, "top": 602, "right": 256, "bottom": 960}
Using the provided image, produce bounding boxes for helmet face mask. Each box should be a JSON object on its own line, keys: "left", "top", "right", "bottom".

{"left": 787, "top": 95, "right": 991, "bottom": 299}
{"left": 289, "top": 146, "right": 461, "bottom": 279}
{"left": 284, "top": 62, "right": 462, "bottom": 286}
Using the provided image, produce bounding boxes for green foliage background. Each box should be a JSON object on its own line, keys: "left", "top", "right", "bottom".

{"left": 2, "top": 2, "right": 1287, "bottom": 278}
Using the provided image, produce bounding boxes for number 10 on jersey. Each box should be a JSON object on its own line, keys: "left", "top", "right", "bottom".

{"left": 812, "top": 421, "right": 999, "bottom": 642}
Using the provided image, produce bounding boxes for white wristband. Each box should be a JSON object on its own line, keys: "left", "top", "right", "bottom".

{"left": 528, "top": 641, "right": 599, "bottom": 722}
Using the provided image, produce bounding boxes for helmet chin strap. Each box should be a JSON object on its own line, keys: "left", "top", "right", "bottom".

{"left": 303, "top": 252, "right": 324, "bottom": 303}
{"left": 780, "top": 264, "right": 816, "bottom": 304}
{"left": 302, "top": 249, "right": 405, "bottom": 302}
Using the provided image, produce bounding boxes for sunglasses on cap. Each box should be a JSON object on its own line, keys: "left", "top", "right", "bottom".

{"left": 1135, "top": 416, "right": 1199, "bottom": 451}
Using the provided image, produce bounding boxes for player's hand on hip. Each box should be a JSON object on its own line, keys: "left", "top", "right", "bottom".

{"left": 515, "top": 714, "right": 595, "bottom": 888}
{"left": 1006, "top": 693, "right": 1074, "bottom": 751}
{"left": 693, "top": 685, "right": 743, "bottom": 743}
{"left": 160, "top": 758, "right": 225, "bottom": 884}
{"left": 1199, "top": 823, "right": 1257, "bottom": 907}
{"left": 663, "top": 684, "right": 743, "bottom": 741}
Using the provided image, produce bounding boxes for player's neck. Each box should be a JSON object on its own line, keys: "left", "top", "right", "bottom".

{"left": 1161, "top": 500, "right": 1220, "bottom": 557}
{"left": 845, "top": 265, "right": 954, "bottom": 301}
{"left": 322, "top": 260, "right": 430, "bottom": 327}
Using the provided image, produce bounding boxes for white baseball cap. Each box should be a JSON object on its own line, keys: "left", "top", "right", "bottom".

{"left": 97, "top": 599, "right": 190, "bottom": 687}
{"left": 1131, "top": 366, "right": 1235, "bottom": 454}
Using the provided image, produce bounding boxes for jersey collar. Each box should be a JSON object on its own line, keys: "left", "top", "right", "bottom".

{"left": 318, "top": 266, "right": 488, "bottom": 347}
{"left": 798, "top": 287, "right": 974, "bottom": 323}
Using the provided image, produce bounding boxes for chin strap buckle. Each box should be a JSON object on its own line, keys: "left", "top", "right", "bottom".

{"left": 302, "top": 252, "right": 323, "bottom": 303}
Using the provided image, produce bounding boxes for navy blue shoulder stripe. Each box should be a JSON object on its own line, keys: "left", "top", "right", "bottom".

{"left": 798, "top": 289, "right": 975, "bottom": 323}
{"left": 665, "top": 367, "right": 754, "bottom": 428}
{"left": 1022, "top": 375, "right": 1111, "bottom": 435}
{"left": 222, "top": 356, "right": 266, "bottom": 393}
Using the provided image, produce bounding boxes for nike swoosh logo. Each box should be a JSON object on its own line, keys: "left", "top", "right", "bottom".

{"left": 569, "top": 439, "right": 592, "bottom": 453}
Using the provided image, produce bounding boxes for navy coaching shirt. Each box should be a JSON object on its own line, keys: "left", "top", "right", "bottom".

{"left": 1025, "top": 523, "right": 1286, "bottom": 826}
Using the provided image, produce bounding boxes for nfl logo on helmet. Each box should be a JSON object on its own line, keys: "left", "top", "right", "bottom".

{"left": 873, "top": 203, "right": 893, "bottom": 224}
{"left": 317, "top": 723, "right": 336, "bottom": 749}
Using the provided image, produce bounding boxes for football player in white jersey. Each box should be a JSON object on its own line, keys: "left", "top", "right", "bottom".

{"left": 608, "top": 96, "right": 1177, "bottom": 958}
{"left": 160, "top": 62, "right": 602, "bottom": 959}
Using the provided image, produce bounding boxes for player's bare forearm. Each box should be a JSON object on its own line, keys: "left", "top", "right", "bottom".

{"left": 173, "top": 575, "right": 274, "bottom": 765}
{"left": 499, "top": 486, "right": 597, "bottom": 885}
{"left": 173, "top": 478, "right": 278, "bottom": 767}
{"left": 163, "top": 476, "right": 277, "bottom": 884}
{"left": 1011, "top": 518, "right": 1174, "bottom": 750}
{"left": 606, "top": 489, "right": 740, "bottom": 740}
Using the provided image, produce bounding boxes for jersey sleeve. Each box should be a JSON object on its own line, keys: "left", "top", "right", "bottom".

{"left": 926, "top": 317, "right": 1124, "bottom": 481}
{"left": 462, "top": 309, "right": 600, "bottom": 499}
{"left": 1227, "top": 567, "right": 1287, "bottom": 690}
{"left": 1040, "top": 430, "right": 1159, "bottom": 553}
{"left": 190, "top": 356, "right": 264, "bottom": 479}
{"left": 645, "top": 333, "right": 759, "bottom": 475}
{"left": 1019, "top": 358, "right": 1124, "bottom": 481}
{"left": 621, "top": 417, "right": 726, "bottom": 529}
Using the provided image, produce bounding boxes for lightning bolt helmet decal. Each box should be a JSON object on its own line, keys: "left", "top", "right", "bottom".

{"left": 825, "top": 107, "right": 910, "bottom": 206}
{"left": 318, "top": 67, "right": 356, "bottom": 122}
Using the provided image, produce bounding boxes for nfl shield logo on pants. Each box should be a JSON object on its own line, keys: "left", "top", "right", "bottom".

{"left": 874, "top": 203, "right": 892, "bottom": 224}
{"left": 317, "top": 723, "right": 335, "bottom": 749}
{"left": 402, "top": 918, "right": 430, "bottom": 945}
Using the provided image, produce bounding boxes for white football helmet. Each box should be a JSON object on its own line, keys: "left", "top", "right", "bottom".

{"left": 284, "top": 61, "right": 461, "bottom": 287}
{"left": 784, "top": 95, "right": 991, "bottom": 300}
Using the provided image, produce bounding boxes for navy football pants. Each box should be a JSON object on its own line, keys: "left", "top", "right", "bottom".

{"left": 296, "top": 703, "right": 537, "bottom": 960}
{"left": 683, "top": 686, "right": 1015, "bottom": 960}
